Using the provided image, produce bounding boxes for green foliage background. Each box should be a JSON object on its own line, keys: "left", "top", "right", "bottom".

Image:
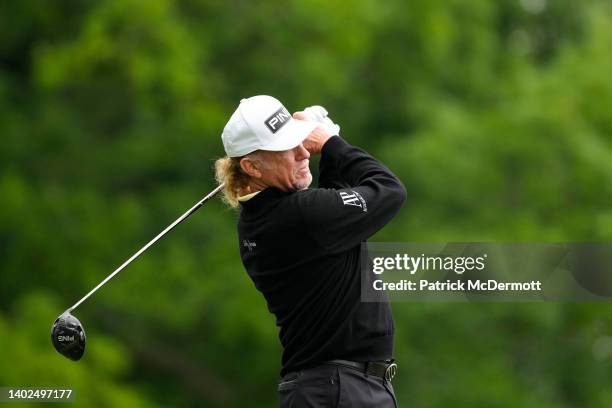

{"left": 2, "top": 0, "right": 612, "bottom": 406}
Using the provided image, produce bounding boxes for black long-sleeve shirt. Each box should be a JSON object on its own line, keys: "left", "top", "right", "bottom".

{"left": 237, "top": 136, "right": 406, "bottom": 376}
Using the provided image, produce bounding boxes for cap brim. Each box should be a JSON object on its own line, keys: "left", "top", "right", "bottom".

{"left": 259, "top": 119, "right": 318, "bottom": 152}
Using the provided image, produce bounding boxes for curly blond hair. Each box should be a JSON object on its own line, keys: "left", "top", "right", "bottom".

{"left": 214, "top": 156, "right": 252, "bottom": 208}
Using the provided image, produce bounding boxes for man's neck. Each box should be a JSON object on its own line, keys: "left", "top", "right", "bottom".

{"left": 241, "top": 180, "right": 267, "bottom": 196}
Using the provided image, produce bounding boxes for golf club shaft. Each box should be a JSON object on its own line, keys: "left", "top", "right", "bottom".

{"left": 68, "top": 183, "right": 225, "bottom": 313}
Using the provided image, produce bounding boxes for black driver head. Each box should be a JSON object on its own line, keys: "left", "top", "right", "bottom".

{"left": 51, "top": 311, "right": 86, "bottom": 361}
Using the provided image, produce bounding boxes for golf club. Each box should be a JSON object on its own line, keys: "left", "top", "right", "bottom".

{"left": 51, "top": 183, "right": 225, "bottom": 361}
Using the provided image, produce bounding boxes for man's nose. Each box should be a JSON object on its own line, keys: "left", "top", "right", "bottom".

{"left": 296, "top": 143, "right": 310, "bottom": 160}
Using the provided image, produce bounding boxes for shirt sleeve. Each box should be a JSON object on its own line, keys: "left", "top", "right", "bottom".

{"left": 317, "top": 136, "right": 350, "bottom": 189}
{"left": 296, "top": 136, "right": 407, "bottom": 253}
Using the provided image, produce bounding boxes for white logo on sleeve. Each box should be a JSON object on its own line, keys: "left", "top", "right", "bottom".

{"left": 339, "top": 190, "right": 367, "bottom": 212}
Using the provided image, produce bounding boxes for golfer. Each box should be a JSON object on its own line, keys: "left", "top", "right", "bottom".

{"left": 215, "top": 95, "right": 406, "bottom": 407}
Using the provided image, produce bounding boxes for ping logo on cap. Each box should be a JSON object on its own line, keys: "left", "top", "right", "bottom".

{"left": 265, "top": 106, "right": 291, "bottom": 133}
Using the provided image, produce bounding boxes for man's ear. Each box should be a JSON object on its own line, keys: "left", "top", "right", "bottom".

{"left": 240, "top": 156, "right": 262, "bottom": 178}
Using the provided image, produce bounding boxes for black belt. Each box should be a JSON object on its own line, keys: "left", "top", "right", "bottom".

{"left": 326, "top": 359, "right": 397, "bottom": 381}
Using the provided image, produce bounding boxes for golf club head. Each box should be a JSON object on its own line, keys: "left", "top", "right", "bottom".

{"left": 51, "top": 311, "right": 86, "bottom": 361}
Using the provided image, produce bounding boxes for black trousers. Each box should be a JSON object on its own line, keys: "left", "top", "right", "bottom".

{"left": 278, "top": 363, "right": 398, "bottom": 407}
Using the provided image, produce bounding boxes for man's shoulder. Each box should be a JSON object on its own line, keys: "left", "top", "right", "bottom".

{"left": 287, "top": 187, "right": 337, "bottom": 202}
{"left": 282, "top": 188, "right": 345, "bottom": 217}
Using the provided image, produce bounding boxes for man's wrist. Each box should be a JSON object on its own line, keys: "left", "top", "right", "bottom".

{"left": 320, "top": 135, "right": 344, "bottom": 158}
{"left": 320, "top": 134, "right": 335, "bottom": 149}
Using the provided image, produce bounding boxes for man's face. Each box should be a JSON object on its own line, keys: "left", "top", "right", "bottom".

{"left": 254, "top": 144, "right": 312, "bottom": 192}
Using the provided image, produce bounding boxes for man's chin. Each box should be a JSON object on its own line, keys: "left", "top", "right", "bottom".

{"left": 294, "top": 174, "right": 313, "bottom": 191}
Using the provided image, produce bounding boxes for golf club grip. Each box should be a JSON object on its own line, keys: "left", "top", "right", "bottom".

{"left": 67, "top": 183, "right": 225, "bottom": 312}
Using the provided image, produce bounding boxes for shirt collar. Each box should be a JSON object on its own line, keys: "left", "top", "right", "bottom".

{"left": 237, "top": 191, "right": 261, "bottom": 202}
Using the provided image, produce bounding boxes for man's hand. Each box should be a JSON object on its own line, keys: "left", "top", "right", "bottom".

{"left": 302, "top": 105, "right": 341, "bottom": 137}
{"left": 293, "top": 106, "right": 340, "bottom": 155}
{"left": 293, "top": 112, "right": 331, "bottom": 155}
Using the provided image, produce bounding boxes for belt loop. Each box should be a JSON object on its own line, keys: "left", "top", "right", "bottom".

{"left": 364, "top": 361, "right": 370, "bottom": 377}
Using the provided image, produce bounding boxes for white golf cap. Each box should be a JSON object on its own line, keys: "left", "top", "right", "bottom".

{"left": 221, "top": 95, "right": 318, "bottom": 157}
